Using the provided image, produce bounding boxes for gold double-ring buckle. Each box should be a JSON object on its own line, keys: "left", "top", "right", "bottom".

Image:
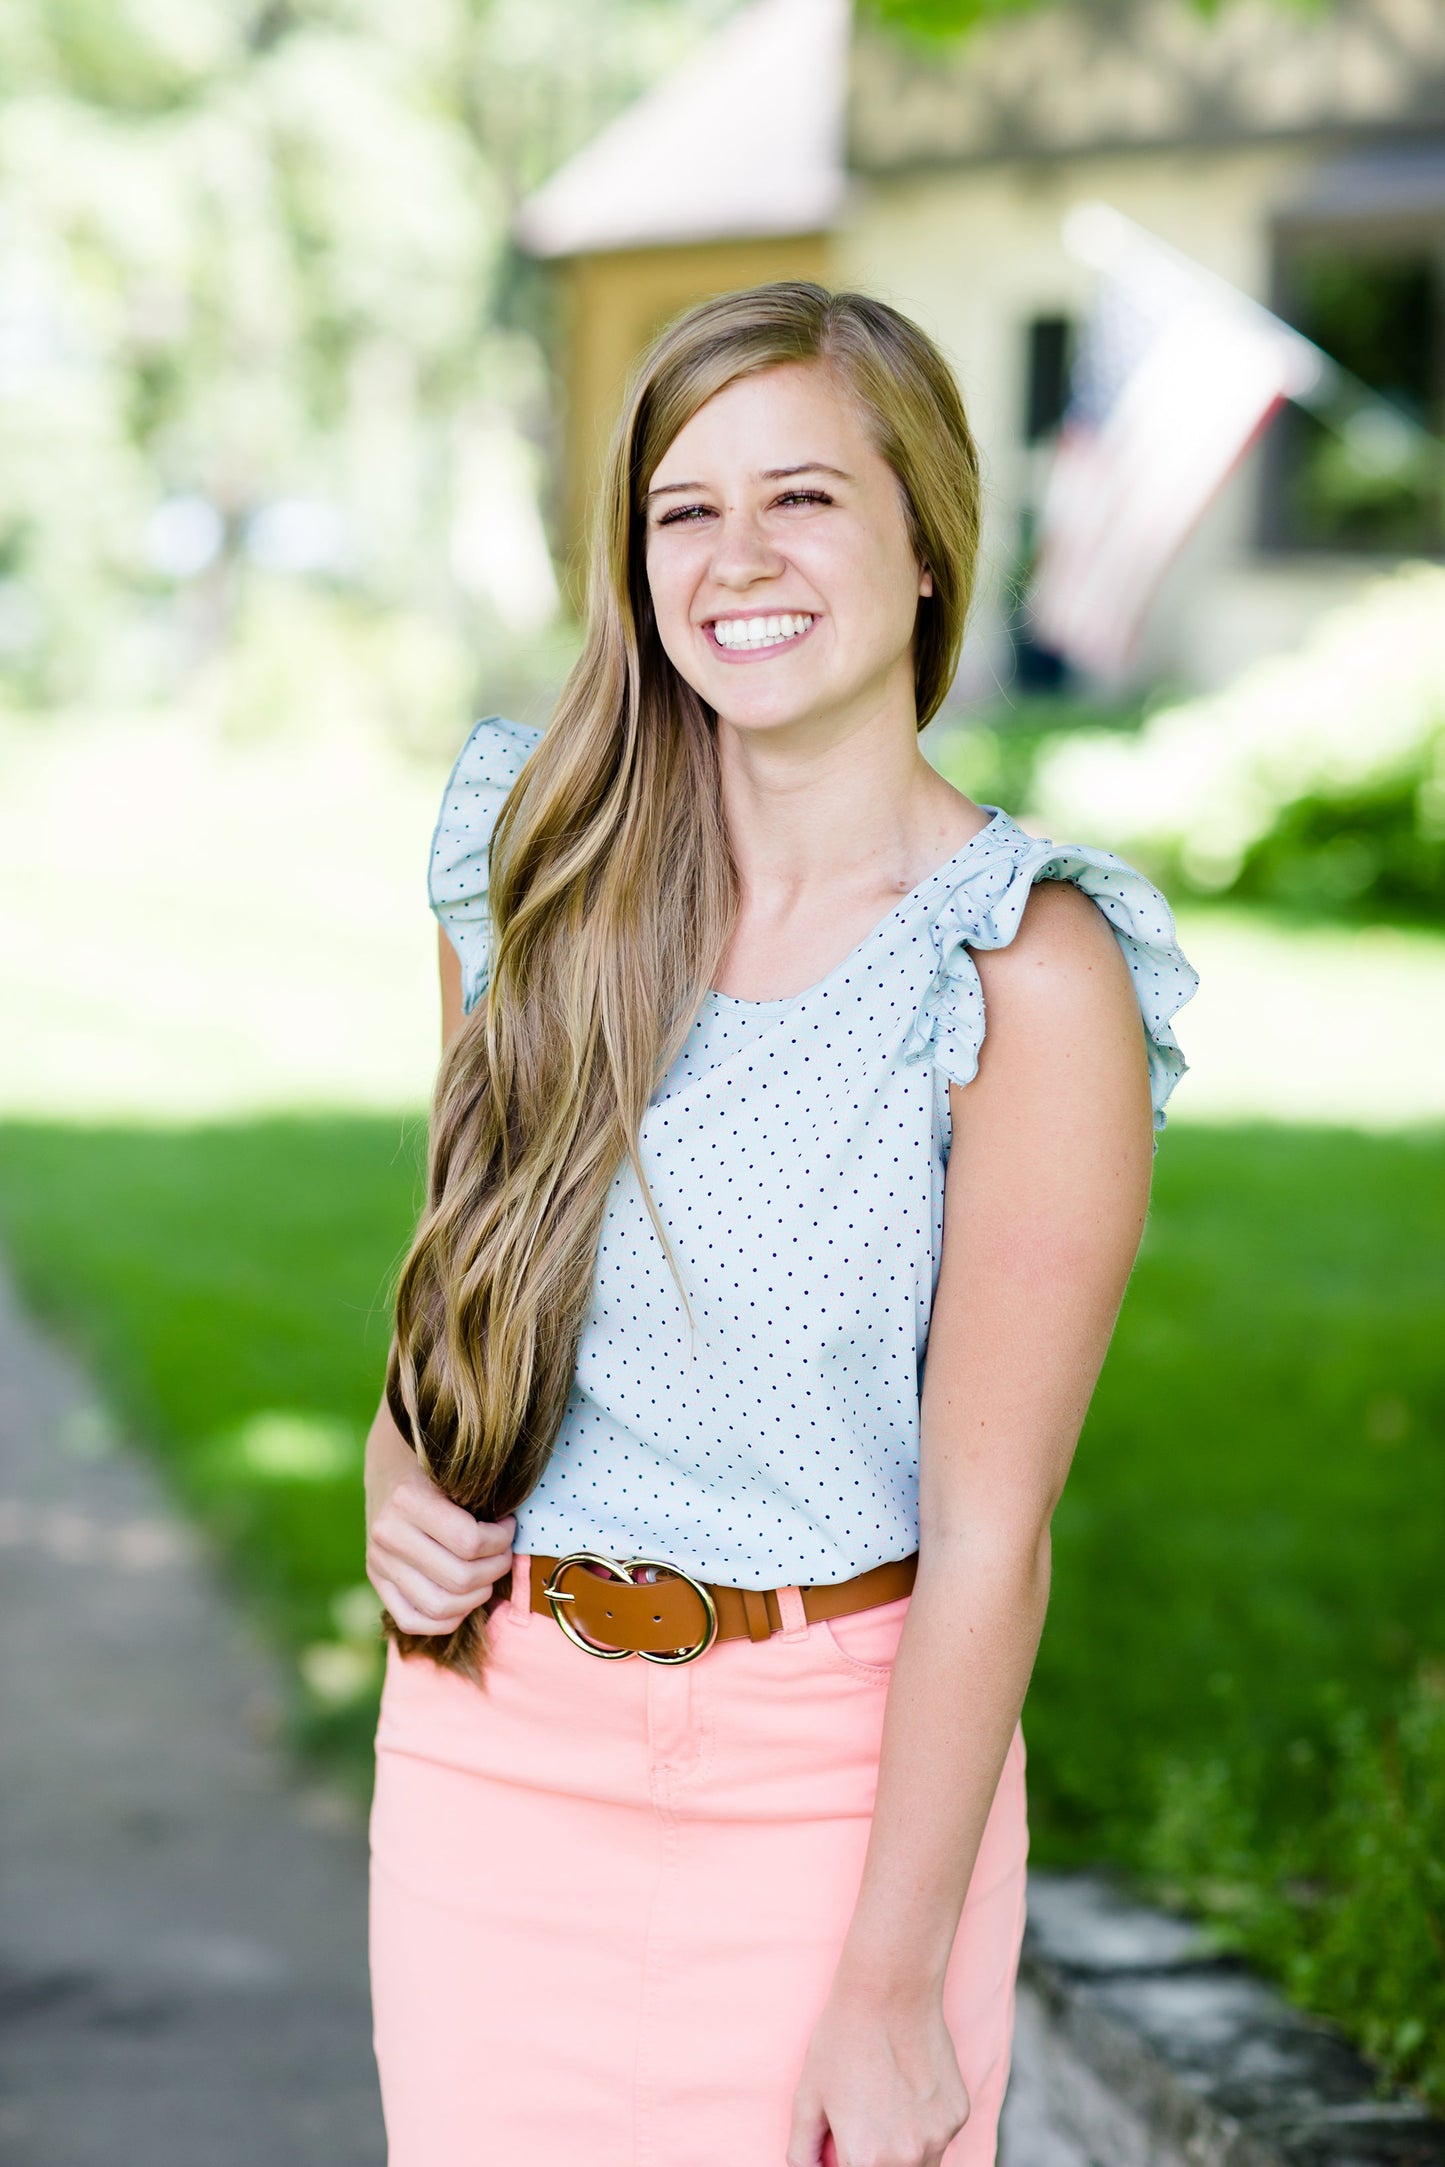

{"left": 541, "top": 1552, "right": 719, "bottom": 1665}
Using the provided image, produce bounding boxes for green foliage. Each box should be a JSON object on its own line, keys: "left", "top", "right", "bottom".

{"left": 1145, "top": 1669, "right": 1445, "bottom": 2103}
{"left": 0, "top": 0, "right": 729, "bottom": 718}
{"left": 930, "top": 692, "right": 1155, "bottom": 818}
{"left": 1232, "top": 772, "right": 1445, "bottom": 918}
{"left": 1304, "top": 1677, "right": 1445, "bottom": 2093}
{"left": 1029, "top": 562, "right": 1445, "bottom": 920}
{"left": 0, "top": 1113, "right": 1441, "bottom": 2084}
{"left": 858, "top": 0, "right": 1325, "bottom": 45}
{"left": 860, "top": 0, "right": 1055, "bottom": 42}
{"left": 1029, "top": 1124, "right": 1445, "bottom": 1864}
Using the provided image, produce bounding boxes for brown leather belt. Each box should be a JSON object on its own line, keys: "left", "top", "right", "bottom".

{"left": 527, "top": 1550, "right": 917, "bottom": 1664}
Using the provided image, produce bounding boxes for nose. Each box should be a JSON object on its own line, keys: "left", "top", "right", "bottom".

{"left": 707, "top": 505, "right": 784, "bottom": 591}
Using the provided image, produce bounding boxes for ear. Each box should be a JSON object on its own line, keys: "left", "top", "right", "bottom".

{"left": 919, "top": 564, "right": 934, "bottom": 598}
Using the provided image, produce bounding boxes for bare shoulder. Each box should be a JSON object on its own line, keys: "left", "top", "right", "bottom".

{"left": 949, "top": 876, "right": 1153, "bottom": 1176}
{"left": 971, "top": 877, "right": 1136, "bottom": 1031}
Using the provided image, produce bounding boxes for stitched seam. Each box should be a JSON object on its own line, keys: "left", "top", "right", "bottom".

{"left": 661, "top": 1658, "right": 715, "bottom": 1796}
{"left": 817, "top": 1616, "right": 897, "bottom": 1680}
{"left": 633, "top": 1748, "right": 680, "bottom": 2167}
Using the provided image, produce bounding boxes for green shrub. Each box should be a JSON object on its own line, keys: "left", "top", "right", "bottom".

{"left": 1027, "top": 561, "right": 1445, "bottom": 917}
{"left": 930, "top": 692, "right": 1151, "bottom": 819}
{"left": 1144, "top": 1666, "right": 1445, "bottom": 2107}
{"left": 1231, "top": 773, "right": 1445, "bottom": 917}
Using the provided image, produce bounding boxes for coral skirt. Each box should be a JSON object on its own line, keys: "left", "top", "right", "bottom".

{"left": 369, "top": 1553, "right": 1029, "bottom": 2165}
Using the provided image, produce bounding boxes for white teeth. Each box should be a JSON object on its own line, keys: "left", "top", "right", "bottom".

{"left": 713, "top": 613, "right": 813, "bottom": 650}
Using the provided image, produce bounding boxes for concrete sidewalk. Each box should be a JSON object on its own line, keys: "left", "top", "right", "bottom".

{"left": 0, "top": 1251, "right": 385, "bottom": 2166}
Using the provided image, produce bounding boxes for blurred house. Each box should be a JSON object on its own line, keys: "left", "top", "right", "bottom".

{"left": 514, "top": 0, "right": 850, "bottom": 580}
{"left": 516, "top": 0, "right": 1445, "bottom": 704}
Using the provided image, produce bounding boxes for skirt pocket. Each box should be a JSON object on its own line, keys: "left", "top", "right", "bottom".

{"left": 817, "top": 1591, "right": 911, "bottom": 1678}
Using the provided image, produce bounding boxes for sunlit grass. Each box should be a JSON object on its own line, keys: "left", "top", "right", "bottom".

{"left": 0, "top": 708, "right": 447, "bottom": 1122}
{"left": 0, "top": 1114, "right": 426, "bottom": 1764}
{"left": 1168, "top": 906, "right": 1445, "bottom": 1130}
{"left": 0, "top": 1113, "right": 1439, "bottom": 1801}
{"left": 5, "top": 707, "right": 1445, "bottom": 1131}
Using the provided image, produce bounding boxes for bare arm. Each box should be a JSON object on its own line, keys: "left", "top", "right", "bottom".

{"left": 789, "top": 881, "right": 1155, "bottom": 2167}
{"left": 435, "top": 919, "right": 463, "bottom": 1047}
{"left": 362, "top": 926, "right": 513, "bottom": 1635}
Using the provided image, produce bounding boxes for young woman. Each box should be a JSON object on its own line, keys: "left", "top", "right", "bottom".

{"left": 364, "top": 281, "right": 1197, "bottom": 2167}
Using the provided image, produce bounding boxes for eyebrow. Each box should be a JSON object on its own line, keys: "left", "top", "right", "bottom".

{"left": 645, "top": 462, "right": 854, "bottom": 500}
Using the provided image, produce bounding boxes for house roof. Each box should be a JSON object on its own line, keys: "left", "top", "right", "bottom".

{"left": 850, "top": 0, "right": 1445, "bottom": 175}
{"left": 513, "top": 0, "right": 849, "bottom": 259}
{"left": 517, "top": 0, "right": 1445, "bottom": 264}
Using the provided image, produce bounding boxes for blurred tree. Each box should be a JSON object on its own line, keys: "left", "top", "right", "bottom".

{"left": 0, "top": 0, "right": 1337, "bottom": 721}
{"left": 860, "top": 0, "right": 1325, "bottom": 41}
{"left": 0, "top": 0, "right": 732, "bottom": 725}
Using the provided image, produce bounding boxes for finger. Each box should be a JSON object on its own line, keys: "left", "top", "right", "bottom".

{"left": 456, "top": 1511, "right": 517, "bottom": 1563}
{"left": 369, "top": 1541, "right": 488, "bottom": 1622}
{"left": 373, "top": 1559, "right": 478, "bottom": 1632}
{"left": 391, "top": 1473, "right": 485, "bottom": 1547}
{"left": 372, "top": 1535, "right": 506, "bottom": 1611}
{"left": 372, "top": 1577, "right": 469, "bottom": 1637}
{"left": 397, "top": 1483, "right": 515, "bottom": 1562}
{"left": 376, "top": 1573, "right": 469, "bottom": 1635}
{"left": 375, "top": 1516, "right": 512, "bottom": 1597}
{"left": 923, "top": 2100, "right": 971, "bottom": 2167}
{"left": 378, "top": 1591, "right": 467, "bottom": 1638}
{"left": 785, "top": 2094, "right": 826, "bottom": 2167}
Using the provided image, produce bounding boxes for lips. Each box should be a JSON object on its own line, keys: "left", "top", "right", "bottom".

{"left": 706, "top": 613, "right": 816, "bottom": 654}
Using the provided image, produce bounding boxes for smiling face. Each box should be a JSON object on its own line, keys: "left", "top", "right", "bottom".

{"left": 642, "top": 361, "right": 933, "bottom": 738}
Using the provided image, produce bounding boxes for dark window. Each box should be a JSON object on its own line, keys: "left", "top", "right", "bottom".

{"left": 1023, "top": 315, "right": 1074, "bottom": 444}
{"left": 1013, "top": 316, "right": 1077, "bottom": 686}
{"left": 1262, "top": 224, "right": 1445, "bottom": 554}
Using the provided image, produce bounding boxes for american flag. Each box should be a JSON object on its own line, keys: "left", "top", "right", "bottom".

{"left": 1024, "top": 205, "right": 1325, "bottom": 682}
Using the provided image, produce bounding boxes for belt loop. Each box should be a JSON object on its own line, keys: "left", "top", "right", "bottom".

{"left": 741, "top": 1587, "right": 772, "bottom": 1643}
{"left": 509, "top": 1551, "right": 532, "bottom": 1621}
{"left": 776, "top": 1585, "right": 808, "bottom": 1640}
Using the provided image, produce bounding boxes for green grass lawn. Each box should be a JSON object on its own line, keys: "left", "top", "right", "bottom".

{"left": 1042, "top": 1121, "right": 1445, "bottom": 1851}
{"left": 0, "top": 1115, "right": 428, "bottom": 1758}
{"left": 6, "top": 710, "right": 1445, "bottom": 1136}
{"left": 0, "top": 1115, "right": 1441, "bottom": 2097}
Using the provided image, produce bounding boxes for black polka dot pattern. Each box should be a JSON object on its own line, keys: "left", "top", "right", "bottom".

{"left": 430, "top": 717, "right": 1200, "bottom": 1587}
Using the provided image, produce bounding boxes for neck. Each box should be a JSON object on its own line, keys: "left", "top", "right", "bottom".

{"left": 711, "top": 675, "right": 970, "bottom": 911}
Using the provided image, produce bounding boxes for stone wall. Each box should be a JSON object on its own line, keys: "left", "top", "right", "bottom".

{"left": 999, "top": 1874, "right": 1445, "bottom": 2167}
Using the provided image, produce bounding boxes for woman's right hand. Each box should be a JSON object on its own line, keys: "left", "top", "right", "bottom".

{"left": 364, "top": 1397, "right": 515, "bottom": 1636}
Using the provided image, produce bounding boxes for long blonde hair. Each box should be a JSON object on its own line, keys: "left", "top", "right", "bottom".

{"left": 385, "top": 281, "right": 982, "bottom": 1672}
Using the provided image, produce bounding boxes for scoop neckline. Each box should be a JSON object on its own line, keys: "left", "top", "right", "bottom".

{"left": 704, "top": 805, "right": 1012, "bottom": 1012}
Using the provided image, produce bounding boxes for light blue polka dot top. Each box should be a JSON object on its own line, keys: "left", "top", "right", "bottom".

{"left": 429, "top": 716, "right": 1199, "bottom": 1588}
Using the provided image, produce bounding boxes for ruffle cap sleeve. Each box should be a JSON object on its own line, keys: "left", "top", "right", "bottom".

{"left": 428, "top": 715, "right": 544, "bottom": 1014}
{"left": 901, "top": 815, "right": 1199, "bottom": 1132}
